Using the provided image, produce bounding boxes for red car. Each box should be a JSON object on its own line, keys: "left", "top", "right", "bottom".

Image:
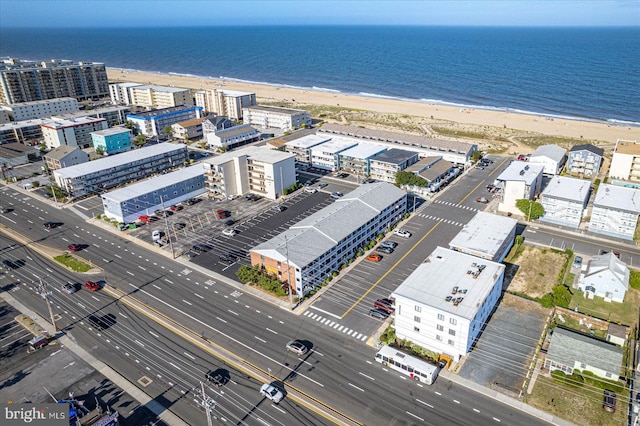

{"left": 366, "top": 254, "right": 382, "bottom": 262}
{"left": 216, "top": 209, "right": 230, "bottom": 219}
{"left": 138, "top": 215, "right": 152, "bottom": 223}
{"left": 170, "top": 205, "right": 181, "bottom": 211}
{"left": 67, "top": 244, "right": 81, "bottom": 251}
{"left": 84, "top": 280, "right": 100, "bottom": 292}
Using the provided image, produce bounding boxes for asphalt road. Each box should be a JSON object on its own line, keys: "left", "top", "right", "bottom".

{"left": 0, "top": 181, "right": 553, "bottom": 425}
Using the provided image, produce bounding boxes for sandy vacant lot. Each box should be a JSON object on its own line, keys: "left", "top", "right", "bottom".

{"left": 508, "top": 247, "right": 568, "bottom": 299}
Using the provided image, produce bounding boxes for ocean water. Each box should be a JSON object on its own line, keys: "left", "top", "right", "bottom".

{"left": 1, "top": 26, "right": 639, "bottom": 124}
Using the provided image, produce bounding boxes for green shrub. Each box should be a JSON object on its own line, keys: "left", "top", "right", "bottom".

{"left": 630, "top": 270, "right": 640, "bottom": 290}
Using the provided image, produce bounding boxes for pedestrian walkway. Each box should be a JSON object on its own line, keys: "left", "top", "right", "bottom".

{"left": 415, "top": 213, "right": 466, "bottom": 227}
{"left": 302, "top": 309, "right": 368, "bottom": 342}
{"left": 432, "top": 199, "right": 479, "bottom": 212}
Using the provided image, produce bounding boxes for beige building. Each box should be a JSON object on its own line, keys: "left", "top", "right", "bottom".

{"left": 195, "top": 89, "right": 256, "bottom": 120}
{"left": 609, "top": 139, "right": 640, "bottom": 184}
{"left": 128, "top": 85, "right": 192, "bottom": 109}
{"left": 0, "top": 58, "right": 108, "bottom": 104}
{"left": 40, "top": 116, "right": 108, "bottom": 149}
{"left": 109, "top": 82, "right": 142, "bottom": 105}
{"left": 243, "top": 105, "right": 311, "bottom": 131}
{"left": 171, "top": 117, "right": 206, "bottom": 140}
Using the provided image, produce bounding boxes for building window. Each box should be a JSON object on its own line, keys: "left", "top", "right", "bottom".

{"left": 605, "top": 372, "right": 612, "bottom": 378}
{"left": 580, "top": 363, "right": 586, "bottom": 369}
{"left": 415, "top": 305, "right": 421, "bottom": 312}
{"left": 449, "top": 329, "right": 456, "bottom": 336}
{"left": 436, "top": 335, "right": 442, "bottom": 341}
{"left": 437, "top": 324, "right": 444, "bottom": 331}
{"left": 414, "top": 316, "right": 421, "bottom": 323}
{"left": 448, "top": 339, "right": 455, "bottom": 346}
{"left": 413, "top": 326, "right": 420, "bottom": 332}
{"left": 449, "top": 318, "right": 457, "bottom": 325}
{"left": 437, "top": 313, "right": 445, "bottom": 321}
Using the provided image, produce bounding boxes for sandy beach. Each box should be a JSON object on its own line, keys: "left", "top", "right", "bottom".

{"left": 107, "top": 68, "right": 639, "bottom": 144}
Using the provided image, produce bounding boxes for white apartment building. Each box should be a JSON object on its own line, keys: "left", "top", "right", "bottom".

{"left": 528, "top": 144, "right": 567, "bottom": 175}
{"left": 53, "top": 143, "right": 188, "bottom": 198}
{"left": 128, "top": 85, "right": 192, "bottom": 109}
{"left": 494, "top": 162, "right": 544, "bottom": 216}
{"left": 206, "top": 124, "right": 260, "bottom": 150}
{"left": 338, "top": 143, "right": 387, "bottom": 176}
{"left": 251, "top": 183, "right": 407, "bottom": 296}
{"left": 392, "top": 247, "right": 505, "bottom": 362}
{"left": 243, "top": 105, "right": 311, "bottom": 131}
{"left": 540, "top": 176, "right": 591, "bottom": 228}
{"left": 40, "top": 116, "right": 108, "bottom": 149}
{"left": 449, "top": 212, "right": 517, "bottom": 262}
{"left": 589, "top": 183, "right": 640, "bottom": 240}
{"left": 609, "top": 139, "right": 640, "bottom": 186}
{"left": 195, "top": 89, "right": 256, "bottom": 120}
{"left": 0, "top": 118, "right": 48, "bottom": 144}
{"left": 126, "top": 106, "right": 203, "bottom": 138}
{"left": 284, "top": 134, "right": 332, "bottom": 164}
{"left": 202, "top": 146, "right": 296, "bottom": 200}
{"left": 309, "top": 138, "right": 358, "bottom": 171}
{"left": 109, "top": 82, "right": 142, "bottom": 105}
{"left": 1, "top": 97, "right": 79, "bottom": 121}
{"left": 368, "top": 148, "right": 419, "bottom": 183}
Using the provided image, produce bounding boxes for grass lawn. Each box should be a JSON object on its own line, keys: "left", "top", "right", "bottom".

{"left": 569, "top": 288, "right": 640, "bottom": 327}
{"left": 558, "top": 315, "right": 608, "bottom": 339}
{"left": 54, "top": 254, "right": 91, "bottom": 273}
{"left": 527, "top": 375, "right": 626, "bottom": 426}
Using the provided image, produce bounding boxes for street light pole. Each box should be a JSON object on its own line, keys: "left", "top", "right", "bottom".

{"left": 284, "top": 235, "right": 294, "bottom": 309}
{"left": 200, "top": 382, "right": 214, "bottom": 426}
{"left": 37, "top": 277, "right": 57, "bottom": 333}
{"left": 160, "top": 195, "right": 175, "bottom": 259}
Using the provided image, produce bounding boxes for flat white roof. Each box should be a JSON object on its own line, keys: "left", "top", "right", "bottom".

{"left": 339, "top": 142, "right": 387, "bottom": 159}
{"left": 220, "top": 89, "right": 253, "bottom": 97}
{"left": 131, "top": 84, "right": 189, "bottom": 93}
{"left": 110, "top": 82, "right": 142, "bottom": 88}
{"left": 594, "top": 183, "right": 640, "bottom": 214}
{"left": 0, "top": 118, "right": 48, "bottom": 130}
{"left": 392, "top": 247, "right": 505, "bottom": 320}
{"left": 202, "top": 145, "right": 294, "bottom": 166}
{"left": 41, "top": 116, "right": 105, "bottom": 129}
{"left": 285, "top": 134, "right": 332, "bottom": 149}
{"left": 542, "top": 175, "right": 591, "bottom": 203}
{"left": 91, "top": 127, "right": 130, "bottom": 137}
{"left": 101, "top": 164, "right": 205, "bottom": 203}
{"left": 530, "top": 144, "right": 567, "bottom": 162}
{"left": 310, "top": 137, "right": 358, "bottom": 154}
{"left": 54, "top": 143, "right": 186, "bottom": 179}
{"left": 496, "top": 161, "right": 544, "bottom": 185}
{"left": 4, "top": 97, "right": 77, "bottom": 108}
{"left": 449, "top": 212, "right": 517, "bottom": 258}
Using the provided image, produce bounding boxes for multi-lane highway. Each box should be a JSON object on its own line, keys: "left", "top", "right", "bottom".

{"left": 0, "top": 171, "right": 558, "bottom": 425}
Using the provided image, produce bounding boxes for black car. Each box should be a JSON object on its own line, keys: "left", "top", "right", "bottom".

{"left": 205, "top": 369, "right": 229, "bottom": 387}
{"left": 224, "top": 219, "right": 235, "bottom": 226}
{"left": 2, "top": 259, "right": 19, "bottom": 269}
{"left": 173, "top": 222, "right": 186, "bottom": 230}
{"left": 43, "top": 221, "right": 56, "bottom": 229}
{"left": 191, "top": 244, "right": 209, "bottom": 254}
{"left": 185, "top": 198, "right": 197, "bottom": 206}
{"left": 368, "top": 309, "right": 390, "bottom": 320}
{"left": 376, "top": 246, "right": 394, "bottom": 254}
{"left": 219, "top": 254, "right": 236, "bottom": 264}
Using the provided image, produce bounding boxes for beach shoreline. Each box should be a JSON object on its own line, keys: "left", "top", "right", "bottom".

{"left": 107, "top": 68, "right": 640, "bottom": 144}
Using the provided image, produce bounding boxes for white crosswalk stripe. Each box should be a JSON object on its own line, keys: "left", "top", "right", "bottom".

{"left": 303, "top": 310, "right": 368, "bottom": 342}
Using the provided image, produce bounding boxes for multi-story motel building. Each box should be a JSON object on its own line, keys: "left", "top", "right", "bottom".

{"left": 309, "top": 138, "right": 358, "bottom": 171}
{"left": 40, "top": 116, "right": 108, "bottom": 149}
{"left": 392, "top": 247, "right": 505, "bottom": 362}
{"left": 206, "top": 124, "right": 260, "bottom": 150}
{"left": 52, "top": 105, "right": 131, "bottom": 127}
{"left": 53, "top": 143, "right": 188, "bottom": 198}
{"left": 202, "top": 146, "right": 295, "bottom": 200}
{"left": 566, "top": 144, "right": 604, "bottom": 177}
{"left": 171, "top": 117, "right": 205, "bottom": 140}
{"left": 43, "top": 145, "right": 89, "bottom": 171}
{"left": 588, "top": 183, "right": 640, "bottom": 240}
{"left": 126, "top": 106, "right": 203, "bottom": 138}
{"left": 404, "top": 156, "right": 458, "bottom": 194}
{"left": 318, "top": 123, "right": 477, "bottom": 165}
{"left": 195, "top": 89, "right": 256, "bottom": 120}
{"left": 448, "top": 212, "right": 518, "bottom": 263}
{"left": 109, "top": 82, "right": 143, "bottom": 105}
{"left": 243, "top": 105, "right": 311, "bottom": 131}
{"left": 284, "top": 134, "right": 332, "bottom": 164}
{"left": 368, "top": 148, "right": 420, "bottom": 183}
{"left": 494, "top": 161, "right": 544, "bottom": 216}
{"left": 128, "top": 85, "right": 193, "bottom": 109}
{"left": 528, "top": 144, "right": 567, "bottom": 175}
{"left": 0, "top": 58, "right": 109, "bottom": 104}
{"left": 251, "top": 182, "right": 407, "bottom": 297}
{"left": 540, "top": 176, "right": 591, "bottom": 229}
{"left": 0, "top": 118, "right": 48, "bottom": 144}
{"left": 337, "top": 143, "right": 387, "bottom": 177}
{"left": 609, "top": 139, "right": 640, "bottom": 187}
{"left": 1, "top": 97, "right": 79, "bottom": 121}
{"left": 101, "top": 164, "right": 206, "bottom": 223}
{"left": 91, "top": 127, "right": 132, "bottom": 155}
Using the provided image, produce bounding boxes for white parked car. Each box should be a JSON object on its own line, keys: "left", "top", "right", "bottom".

{"left": 228, "top": 194, "right": 240, "bottom": 200}
{"left": 304, "top": 187, "right": 318, "bottom": 194}
{"left": 222, "top": 228, "right": 238, "bottom": 237}
{"left": 260, "top": 383, "right": 284, "bottom": 403}
{"left": 152, "top": 230, "right": 162, "bottom": 241}
{"left": 394, "top": 229, "right": 411, "bottom": 238}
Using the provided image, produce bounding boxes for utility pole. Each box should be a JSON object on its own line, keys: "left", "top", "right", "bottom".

{"left": 37, "top": 277, "right": 57, "bottom": 333}
{"left": 199, "top": 382, "right": 214, "bottom": 426}
{"left": 160, "top": 195, "right": 175, "bottom": 259}
{"left": 284, "top": 235, "right": 294, "bottom": 309}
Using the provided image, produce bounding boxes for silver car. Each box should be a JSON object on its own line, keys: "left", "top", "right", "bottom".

{"left": 260, "top": 383, "right": 284, "bottom": 404}
{"left": 285, "top": 340, "right": 308, "bottom": 355}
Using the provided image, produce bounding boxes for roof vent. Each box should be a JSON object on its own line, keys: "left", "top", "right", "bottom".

{"left": 519, "top": 170, "right": 525, "bottom": 175}
{"left": 445, "top": 295, "right": 453, "bottom": 302}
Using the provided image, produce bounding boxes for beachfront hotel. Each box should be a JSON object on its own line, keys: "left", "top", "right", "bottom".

{"left": 608, "top": 139, "right": 640, "bottom": 187}
{"left": 1, "top": 97, "right": 79, "bottom": 121}
{"left": 109, "top": 82, "right": 143, "bottom": 105}
{"left": 128, "top": 84, "right": 193, "bottom": 109}
{"left": 0, "top": 58, "right": 109, "bottom": 104}
{"left": 40, "top": 116, "right": 108, "bottom": 149}
{"left": 195, "top": 88, "right": 256, "bottom": 120}
{"left": 243, "top": 105, "right": 311, "bottom": 131}
{"left": 588, "top": 183, "right": 640, "bottom": 240}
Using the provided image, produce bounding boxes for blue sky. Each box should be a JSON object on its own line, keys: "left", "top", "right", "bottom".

{"left": 1, "top": 0, "right": 638, "bottom": 27}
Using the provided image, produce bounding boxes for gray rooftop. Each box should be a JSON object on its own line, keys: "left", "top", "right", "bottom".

{"left": 40, "top": 116, "right": 106, "bottom": 129}
{"left": 110, "top": 82, "right": 142, "bottom": 88}
{"left": 101, "top": 164, "right": 205, "bottom": 203}
{"left": 214, "top": 124, "right": 258, "bottom": 138}
{"left": 318, "top": 123, "right": 475, "bottom": 155}
{"left": 127, "top": 105, "right": 201, "bottom": 119}
{"left": 405, "top": 156, "right": 441, "bottom": 172}
{"left": 244, "top": 105, "right": 308, "bottom": 115}
{"left": 530, "top": 144, "right": 567, "bottom": 162}
{"left": 546, "top": 327, "right": 622, "bottom": 375}
{"left": 3, "top": 97, "right": 77, "bottom": 108}
{"left": 594, "top": 184, "right": 640, "bottom": 214}
{"left": 0, "top": 118, "right": 48, "bottom": 130}
{"left": 43, "top": 145, "right": 80, "bottom": 160}
{"left": 52, "top": 105, "right": 131, "bottom": 120}
{"left": 496, "top": 162, "right": 544, "bottom": 185}
{"left": 91, "top": 127, "right": 131, "bottom": 137}
{"left": 418, "top": 159, "right": 454, "bottom": 182}
{"left": 392, "top": 247, "right": 505, "bottom": 320}
{"left": 370, "top": 148, "right": 419, "bottom": 165}
{"left": 251, "top": 182, "right": 406, "bottom": 268}
{"left": 285, "top": 134, "right": 332, "bottom": 149}
{"left": 570, "top": 144, "right": 604, "bottom": 157}
{"left": 542, "top": 176, "right": 591, "bottom": 203}
{"left": 54, "top": 143, "right": 186, "bottom": 179}
{"left": 338, "top": 143, "right": 387, "bottom": 159}
{"left": 202, "top": 145, "right": 294, "bottom": 166}
{"left": 449, "top": 212, "right": 518, "bottom": 258}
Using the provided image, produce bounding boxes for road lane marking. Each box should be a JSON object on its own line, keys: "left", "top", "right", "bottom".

{"left": 416, "top": 399, "right": 433, "bottom": 408}
{"left": 348, "top": 383, "right": 364, "bottom": 392}
{"left": 194, "top": 293, "right": 204, "bottom": 299}
{"left": 255, "top": 336, "right": 266, "bottom": 343}
{"left": 358, "top": 372, "right": 375, "bottom": 381}
{"left": 265, "top": 328, "right": 278, "bottom": 335}
{"left": 453, "top": 399, "right": 460, "bottom": 404}
{"left": 406, "top": 412, "right": 423, "bottom": 422}
{"left": 149, "top": 331, "right": 159, "bottom": 338}
{"left": 153, "top": 284, "right": 161, "bottom": 290}
{"left": 228, "top": 310, "right": 238, "bottom": 316}
{"left": 183, "top": 352, "right": 195, "bottom": 360}
{"left": 216, "top": 316, "right": 227, "bottom": 323}
{"left": 493, "top": 418, "right": 501, "bottom": 422}
{"left": 473, "top": 408, "right": 480, "bottom": 413}
{"left": 182, "top": 300, "right": 192, "bottom": 306}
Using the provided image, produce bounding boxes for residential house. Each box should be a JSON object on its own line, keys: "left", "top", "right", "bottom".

{"left": 528, "top": 144, "right": 567, "bottom": 175}
{"left": 540, "top": 176, "right": 591, "bottom": 228}
{"left": 43, "top": 145, "right": 89, "bottom": 171}
{"left": 566, "top": 144, "right": 604, "bottom": 177}
{"left": 578, "top": 252, "right": 629, "bottom": 303}
{"left": 588, "top": 183, "right": 640, "bottom": 240}
{"left": 494, "top": 162, "right": 544, "bottom": 216}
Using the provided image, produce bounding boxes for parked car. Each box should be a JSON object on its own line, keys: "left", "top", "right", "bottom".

{"left": 0, "top": 206, "right": 8, "bottom": 214}
{"left": 138, "top": 215, "right": 152, "bottom": 223}
{"left": 318, "top": 183, "right": 328, "bottom": 188}
{"left": 219, "top": 254, "right": 236, "bottom": 264}
{"left": 224, "top": 219, "right": 235, "bottom": 226}
{"left": 330, "top": 192, "right": 343, "bottom": 199}
{"left": 67, "top": 244, "right": 81, "bottom": 251}
{"left": 216, "top": 209, "right": 230, "bottom": 219}
{"left": 394, "top": 229, "right": 411, "bottom": 238}
{"left": 169, "top": 204, "right": 181, "bottom": 211}
{"left": 185, "top": 198, "right": 198, "bottom": 206}
{"left": 603, "top": 390, "right": 616, "bottom": 413}
{"left": 304, "top": 187, "right": 318, "bottom": 194}
{"left": 2, "top": 259, "right": 19, "bottom": 269}
{"left": 374, "top": 298, "right": 395, "bottom": 314}
{"left": 260, "top": 383, "right": 284, "bottom": 404}
{"left": 573, "top": 256, "right": 582, "bottom": 269}
{"left": 43, "top": 221, "right": 56, "bottom": 229}
{"left": 379, "top": 241, "right": 398, "bottom": 249}
{"left": 173, "top": 222, "right": 186, "bottom": 230}
{"left": 62, "top": 282, "right": 77, "bottom": 294}
{"left": 366, "top": 254, "right": 382, "bottom": 262}
{"left": 368, "top": 309, "right": 390, "bottom": 320}
{"left": 285, "top": 340, "right": 308, "bottom": 355}
{"left": 84, "top": 280, "right": 100, "bottom": 292}
{"left": 474, "top": 165, "right": 485, "bottom": 170}
{"left": 376, "top": 246, "right": 394, "bottom": 254}
{"left": 205, "top": 369, "right": 228, "bottom": 387}
{"left": 152, "top": 230, "right": 163, "bottom": 241}
{"left": 228, "top": 194, "right": 240, "bottom": 201}
{"left": 271, "top": 205, "right": 286, "bottom": 212}
{"left": 222, "top": 228, "right": 238, "bottom": 237}
{"left": 476, "top": 197, "right": 489, "bottom": 203}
